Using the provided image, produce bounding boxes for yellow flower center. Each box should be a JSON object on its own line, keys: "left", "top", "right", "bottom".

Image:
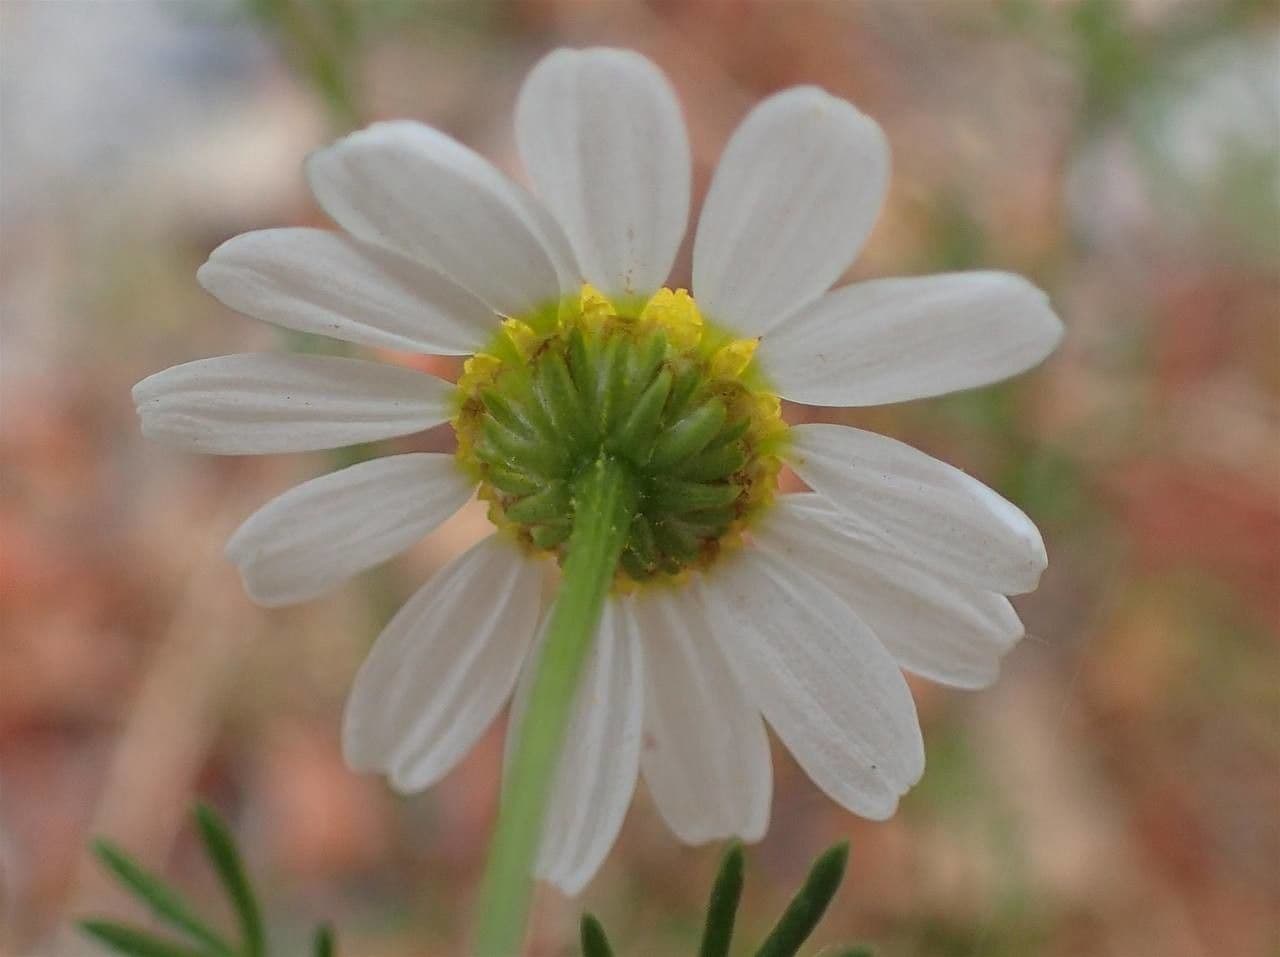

{"left": 452, "top": 284, "right": 787, "bottom": 586}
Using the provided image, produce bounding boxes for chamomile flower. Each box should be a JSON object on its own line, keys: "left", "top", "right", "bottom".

{"left": 135, "top": 48, "right": 1062, "bottom": 895}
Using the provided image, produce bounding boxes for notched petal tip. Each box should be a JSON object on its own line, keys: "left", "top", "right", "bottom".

{"left": 234, "top": 564, "right": 309, "bottom": 610}
{"left": 130, "top": 366, "right": 173, "bottom": 407}
{"left": 736, "top": 808, "right": 770, "bottom": 845}
{"left": 952, "top": 659, "right": 1004, "bottom": 692}
{"left": 655, "top": 803, "right": 771, "bottom": 848}
{"left": 1001, "top": 607, "right": 1029, "bottom": 650}
{"left": 782, "top": 83, "right": 888, "bottom": 130}
{"left": 858, "top": 790, "right": 902, "bottom": 823}
{"left": 882, "top": 705, "right": 925, "bottom": 799}
{"left": 1002, "top": 272, "right": 1066, "bottom": 367}
{"left": 301, "top": 120, "right": 436, "bottom": 209}
{"left": 343, "top": 711, "right": 435, "bottom": 794}
{"left": 857, "top": 746, "right": 922, "bottom": 822}
{"left": 193, "top": 258, "right": 220, "bottom": 296}
{"left": 222, "top": 512, "right": 260, "bottom": 565}
{"left": 134, "top": 419, "right": 181, "bottom": 452}
{"left": 339, "top": 720, "right": 385, "bottom": 777}
{"left": 534, "top": 44, "right": 657, "bottom": 68}
{"left": 539, "top": 861, "right": 594, "bottom": 898}
{"left": 195, "top": 228, "right": 265, "bottom": 277}
{"left": 307, "top": 117, "right": 432, "bottom": 156}
{"left": 1007, "top": 518, "right": 1050, "bottom": 595}
{"left": 386, "top": 765, "right": 434, "bottom": 796}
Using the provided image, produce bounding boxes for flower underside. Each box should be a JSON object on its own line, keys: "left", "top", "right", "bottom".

{"left": 454, "top": 285, "right": 787, "bottom": 586}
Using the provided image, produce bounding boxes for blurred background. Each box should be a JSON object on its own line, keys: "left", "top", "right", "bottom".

{"left": 1, "top": 1, "right": 1277, "bottom": 955}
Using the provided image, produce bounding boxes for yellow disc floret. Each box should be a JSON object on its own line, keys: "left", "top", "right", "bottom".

{"left": 453, "top": 284, "right": 787, "bottom": 586}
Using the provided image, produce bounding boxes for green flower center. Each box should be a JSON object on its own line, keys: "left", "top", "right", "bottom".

{"left": 453, "top": 285, "right": 787, "bottom": 586}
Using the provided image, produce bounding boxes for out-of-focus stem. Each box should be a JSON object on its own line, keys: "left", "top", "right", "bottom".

{"left": 245, "top": 0, "right": 362, "bottom": 133}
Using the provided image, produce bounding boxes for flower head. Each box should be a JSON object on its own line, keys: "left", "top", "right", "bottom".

{"left": 136, "top": 48, "right": 1062, "bottom": 894}
{"left": 452, "top": 283, "right": 786, "bottom": 584}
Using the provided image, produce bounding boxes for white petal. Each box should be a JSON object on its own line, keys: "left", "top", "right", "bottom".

{"left": 692, "top": 87, "right": 889, "bottom": 336}
{"left": 516, "top": 47, "right": 690, "bottom": 299}
{"left": 224, "top": 453, "right": 474, "bottom": 608}
{"left": 757, "top": 495, "right": 1025, "bottom": 689}
{"left": 788, "top": 423, "right": 1048, "bottom": 595}
{"left": 699, "top": 549, "right": 924, "bottom": 820}
{"left": 133, "top": 353, "right": 451, "bottom": 454}
{"left": 512, "top": 599, "right": 643, "bottom": 895}
{"left": 305, "top": 121, "right": 572, "bottom": 314}
{"left": 342, "top": 535, "right": 544, "bottom": 791}
{"left": 760, "top": 272, "right": 1064, "bottom": 407}
{"left": 634, "top": 587, "right": 772, "bottom": 844}
{"left": 524, "top": 193, "right": 584, "bottom": 295}
{"left": 197, "top": 228, "right": 497, "bottom": 356}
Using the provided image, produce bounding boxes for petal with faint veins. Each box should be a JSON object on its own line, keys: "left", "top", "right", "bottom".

{"left": 342, "top": 535, "right": 544, "bottom": 791}
{"left": 133, "top": 353, "right": 451, "bottom": 454}
{"left": 306, "top": 120, "right": 575, "bottom": 314}
{"left": 693, "top": 87, "right": 889, "bottom": 336}
{"left": 760, "top": 271, "right": 1063, "bottom": 407}
{"left": 225, "top": 453, "right": 474, "bottom": 608}
{"left": 635, "top": 586, "right": 772, "bottom": 844}
{"left": 700, "top": 548, "right": 924, "bottom": 819}
{"left": 517, "top": 47, "right": 690, "bottom": 299}
{"left": 198, "top": 228, "right": 497, "bottom": 356}
{"left": 758, "top": 494, "right": 1025, "bottom": 689}
{"left": 788, "top": 423, "right": 1048, "bottom": 594}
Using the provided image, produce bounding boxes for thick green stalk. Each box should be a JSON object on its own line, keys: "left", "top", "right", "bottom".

{"left": 474, "top": 455, "right": 636, "bottom": 956}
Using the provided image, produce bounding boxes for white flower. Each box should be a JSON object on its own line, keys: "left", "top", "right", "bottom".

{"left": 135, "top": 48, "right": 1062, "bottom": 894}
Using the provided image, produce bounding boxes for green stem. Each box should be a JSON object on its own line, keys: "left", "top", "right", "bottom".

{"left": 474, "top": 455, "right": 636, "bottom": 956}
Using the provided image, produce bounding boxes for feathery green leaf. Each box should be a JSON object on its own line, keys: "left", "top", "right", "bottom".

{"left": 699, "top": 842, "right": 745, "bottom": 957}
{"left": 753, "top": 842, "right": 849, "bottom": 957}
{"left": 580, "top": 913, "right": 614, "bottom": 957}
{"left": 90, "top": 841, "right": 235, "bottom": 956}
{"left": 78, "top": 920, "right": 208, "bottom": 957}
{"left": 194, "top": 804, "right": 265, "bottom": 957}
{"left": 313, "top": 923, "right": 336, "bottom": 957}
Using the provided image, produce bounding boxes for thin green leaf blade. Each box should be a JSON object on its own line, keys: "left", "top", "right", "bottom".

{"left": 699, "top": 841, "right": 745, "bottom": 957}
{"left": 579, "top": 913, "right": 614, "bottom": 957}
{"left": 193, "top": 804, "right": 265, "bottom": 957}
{"left": 753, "top": 841, "right": 850, "bottom": 957}
{"left": 313, "top": 922, "right": 336, "bottom": 957}
{"left": 78, "top": 920, "right": 208, "bottom": 957}
{"left": 91, "top": 841, "right": 234, "bottom": 956}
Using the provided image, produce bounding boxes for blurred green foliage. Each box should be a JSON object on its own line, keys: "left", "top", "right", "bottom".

{"left": 582, "top": 842, "right": 876, "bottom": 957}
{"left": 81, "top": 806, "right": 323, "bottom": 957}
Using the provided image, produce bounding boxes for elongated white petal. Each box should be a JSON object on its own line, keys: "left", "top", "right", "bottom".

{"left": 197, "top": 228, "right": 497, "bottom": 356}
{"left": 693, "top": 87, "right": 889, "bottom": 336}
{"left": 225, "top": 453, "right": 474, "bottom": 608}
{"left": 788, "top": 424, "right": 1048, "bottom": 594}
{"left": 760, "top": 272, "right": 1064, "bottom": 407}
{"left": 343, "top": 535, "right": 544, "bottom": 792}
{"left": 758, "top": 495, "right": 1024, "bottom": 689}
{"left": 634, "top": 587, "right": 772, "bottom": 844}
{"left": 516, "top": 47, "right": 690, "bottom": 299}
{"left": 699, "top": 549, "right": 924, "bottom": 820}
{"left": 306, "top": 121, "right": 573, "bottom": 314}
{"left": 505, "top": 600, "right": 643, "bottom": 895}
{"left": 133, "top": 353, "right": 451, "bottom": 454}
